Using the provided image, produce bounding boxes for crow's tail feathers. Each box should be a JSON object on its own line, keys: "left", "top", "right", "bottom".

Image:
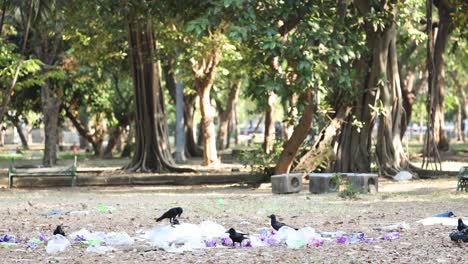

{"left": 156, "top": 217, "right": 163, "bottom": 222}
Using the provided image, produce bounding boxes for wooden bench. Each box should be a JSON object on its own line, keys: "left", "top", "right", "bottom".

{"left": 8, "top": 156, "right": 77, "bottom": 188}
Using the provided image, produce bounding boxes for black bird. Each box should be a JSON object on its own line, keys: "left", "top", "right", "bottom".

{"left": 268, "top": 214, "right": 298, "bottom": 231}
{"left": 458, "top": 218, "right": 468, "bottom": 232}
{"left": 53, "top": 225, "right": 65, "bottom": 236}
{"left": 156, "top": 207, "right": 183, "bottom": 226}
{"left": 226, "top": 228, "right": 248, "bottom": 244}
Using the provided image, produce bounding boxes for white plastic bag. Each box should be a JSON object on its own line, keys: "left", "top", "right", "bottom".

{"left": 46, "top": 235, "right": 71, "bottom": 254}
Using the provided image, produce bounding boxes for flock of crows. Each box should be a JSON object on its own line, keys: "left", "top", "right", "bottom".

{"left": 51, "top": 206, "right": 468, "bottom": 244}
{"left": 155, "top": 207, "right": 297, "bottom": 244}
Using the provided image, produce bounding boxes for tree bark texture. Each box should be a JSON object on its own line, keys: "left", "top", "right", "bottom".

{"left": 41, "top": 80, "right": 61, "bottom": 167}
{"left": 263, "top": 92, "right": 276, "bottom": 154}
{"left": 126, "top": 18, "right": 190, "bottom": 172}
{"left": 431, "top": 0, "right": 453, "bottom": 151}
{"left": 183, "top": 94, "right": 202, "bottom": 157}
{"left": 192, "top": 48, "right": 221, "bottom": 166}
{"left": 294, "top": 106, "right": 351, "bottom": 173}
{"left": 216, "top": 79, "right": 241, "bottom": 150}
{"left": 275, "top": 90, "right": 313, "bottom": 174}
{"left": 65, "top": 109, "right": 105, "bottom": 157}
{"left": 374, "top": 16, "right": 408, "bottom": 177}
{"left": 334, "top": 0, "right": 408, "bottom": 176}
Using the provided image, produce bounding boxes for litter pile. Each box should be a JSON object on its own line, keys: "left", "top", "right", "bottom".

{"left": 2, "top": 208, "right": 467, "bottom": 255}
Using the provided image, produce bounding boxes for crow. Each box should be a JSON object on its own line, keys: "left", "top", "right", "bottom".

{"left": 156, "top": 207, "right": 183, "bottom": 226}
{"left": 226, "top": 228, "right": 248, "bottom": 244}
{"left": 53, "top": 225, "right": 65, "bottom": 236}
{"left": 268, "top": 214, "right": 298, "bottom": 231}
{"left": 458, "top": 218, "right": 468, "bottom": 232}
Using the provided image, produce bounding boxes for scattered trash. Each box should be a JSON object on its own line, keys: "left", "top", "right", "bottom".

{"left": 104, "top": 232, "right": 134, "bottom": 245}
{"left": 0, "top": 234, "right": 18, "bottom": 243}
{"left": 393, "top": 171, "right": 412, "bottom": 181}
{"left": 86, "top": 244, "right": 115, "bottom": 254}
{"left": 0, "top": 242, "right": 16, "bottom": 247}
{"left": 382, "top": 232, "right": 400, "bottom": 240}
{"left": 145, "top": 222, "right": 216, "bottom": 252}
{"left": 69, "top": 210, "right": 90, "bottom": 216}
{"left": 319, "top": 231, "right": 347, "bottom": 238}
{"left": 336, "top": 236, "right": 347, "bottom": 244}
{"left": 417, "top": 217, "right": 468, "bottom": 226}
{"left": 26, "top": 233, "right": 48, "bottom": 250}
{"left": 307, "top": 239, "right": 323, "bottom": 247}
{"left": 374, "top": 222, "right": 410, "bottom": 232}
{"left": 43, "top": 210, "right": 65, "bottom": 216}
{"left": 349, "top": 232, "right": 365, "bottom": 243}
{"left": 220, "top": 236, "right": 233, "bottom": 246}
{"left": 98, "top": 204, "right": 116, "bottom": 213}
{"left": 46, "top": 235, "right": 71, "bottom": 254}
{"left": 434, "top": 211, "right": 455, "bottom": 217}
{"left": 204, "top": 239, "right": 217, "bottom": 247}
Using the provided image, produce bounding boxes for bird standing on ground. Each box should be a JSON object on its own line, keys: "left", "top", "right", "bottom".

{"left": 53, "top": 225, "right": 65, "bottom": 236}
{"left": 268, "top": 214, "right": 298, "bottom": 231}
{"left": 156, "top": 207, "right": 183, "bottom": 226}
{"left": 226, "top": 228, "right": 248, "bottom": 244}
{"left": 458, "top": 218, "right": 468, "bottom": 231}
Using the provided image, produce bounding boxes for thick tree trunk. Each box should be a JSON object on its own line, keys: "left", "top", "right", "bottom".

{"left": 199, "top": 83, "right": 219, "bottom": 166}
{"left": 15, "top": 122, "right": 28, "bottom": 148}
{"left": 184, "top": 94, "right": 201, "bottom": 157}
{"left": 192, "top": 48, "right": 221, "bottom": 166}
{"left": 162, "top": 56, "right": 185, "bottom": 162}
{"left": 283, "top": 94, "right": 297, "bottom": 140}
{"left": 126, "top": 17, "right": 191, "bottom": 172}
{"left": 65, "top": 108, "right": 103, "bottom": 157}
{"left": 7, "top": 114, "right": 28, "bottom": 148}
{"left": 334, "top": 0, "right": 408, "bottom": 176}
{"left": 233, "top": 107, "right": 239, "bottom": 146}
{"left": 175, "top": 76, "right": 186, "bottom": 162}
{"left": 419, "top": 103, "right": 425, "bottom": 144}
{"left": 217, "top": 79, "right": 241, "bottom": 150}
{"left": 104, "top": 126, "right": 122, "bottom": 158}
{"left": 332, "top": 60, "right": 375, "bottom": 173}
{"left": 375, "top": 20, "right": 408, "bottom": 176}
{"left": 275, "top": 91, "right": 313, "bottom": 174}
{"left": 432, "top": 0, "right": 453, "bottom": 151}
{"left": 263, "top": 92, "right": 276, "bottom": 154}
{"left": 400, "top": 72, "right": 416, "bottom": 138}
{"left": 42, "top": 81, "right": 61, "bottom": 167}
{"left": 294, "top": 106, "right": 351, "bottom": 173}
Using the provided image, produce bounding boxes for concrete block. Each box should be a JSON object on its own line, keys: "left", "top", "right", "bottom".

{"left": 271, "top": 173, "right": 303, "bottom": 194}
{"left": 308, "top": 173, "right": 340, "bottom": 194}
{"left": 346, "top": 173, "right": 378, "bottom": 193}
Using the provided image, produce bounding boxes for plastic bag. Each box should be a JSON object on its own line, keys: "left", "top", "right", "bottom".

{"left": 46, "top": 235, "right": 71, "bottom": 254}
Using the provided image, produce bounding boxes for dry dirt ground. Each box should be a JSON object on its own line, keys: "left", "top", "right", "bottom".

{"left": 0, "top": 178, "right": 467, "bottom": 264}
